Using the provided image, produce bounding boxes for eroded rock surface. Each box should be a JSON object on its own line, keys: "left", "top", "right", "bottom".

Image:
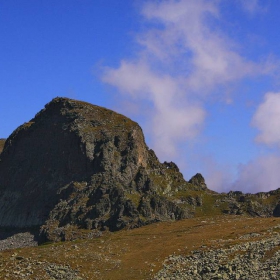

{"left": 0, "top": 98, "right": 197, "bottom": 242}
{"left": 0, "top": 97, "right": 279, "bottom": 244}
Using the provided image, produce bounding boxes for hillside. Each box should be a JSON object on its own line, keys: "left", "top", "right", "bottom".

{"left": 0, "top": 97, "right": 208, "bottom": 243}
{"left": 0, "top": 215, "right": 279, "bottom": 279}
{"left": 0, "top": 97, "right": 279, "bottom": 279}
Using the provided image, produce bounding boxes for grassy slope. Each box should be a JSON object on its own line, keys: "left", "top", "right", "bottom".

{"left": 0, "top": 215, "right": 279, "bottom": 279}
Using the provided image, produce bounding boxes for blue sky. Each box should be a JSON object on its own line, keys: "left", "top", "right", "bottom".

{"left": 1, "top": 0, "right": 280, "bottom": 193}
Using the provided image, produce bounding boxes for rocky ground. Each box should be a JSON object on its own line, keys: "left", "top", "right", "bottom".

{"left": 0, "top": 258, "right": 84, "bottom": 280}
{"left": 0, "top": 216, "right": 278, "bottom": 279}
{"left": 0, "top": 231, "right": 86, "bottom": 279}
{"left": 1, "top": 98, "right": 280, "bottom": 279}
{"left": 0, "top": 232, "right": 38, "bottom": 251}
{"left": 0, "top": 240, "right": 120, "bottom": 280}
{"left": 155, "top": 226, "right": 280, "bottom": 279}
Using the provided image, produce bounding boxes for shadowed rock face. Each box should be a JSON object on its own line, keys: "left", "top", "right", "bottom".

{"left": 0, "top": 97, "right": 279, "bottom": 243}
{"left": 273, "top": 203, "right": 280, "bottom": 217}
{"left": 0, "top": 98, "right": 195, "bottom": 241}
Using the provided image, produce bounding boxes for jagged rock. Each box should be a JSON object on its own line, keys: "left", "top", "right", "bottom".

{"left": 186, "top": 196, "right": 203, "bottom": 206}
{"left": 0, "top": 97, "right": 279, "bottom": 244}
{"left": 0, "top": 97, "right": 194, "bottom": 242}
{"left": 223, "top": 191, "right": 280, "bottom": 217}
{"left": 188, "top": 173, "right": 207, "bottom": 190}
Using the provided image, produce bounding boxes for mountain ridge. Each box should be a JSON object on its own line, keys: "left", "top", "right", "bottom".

{"left": 0, "top": 97, "right": 279, "bottom": 244}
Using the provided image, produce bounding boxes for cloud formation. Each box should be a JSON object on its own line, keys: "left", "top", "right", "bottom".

{"left": 252, "top": 92, "right": 280, "bottom": 146}
{"left": 141, "top": 0, "right": 265, "bottom": 91}
{"left": 102, "top": 0, "right": 278, "bottom": 193}
{"left": 102, "top": 60, "right": 205, "bottom": 157}
{"left": 102, "top": 0, "right": 268, "bottom": 160}
{"left": 230, "top": 91, "right": 280, "bottom": 193}
{"left": 232, "top": 155, "right": 280, "bottom": 193}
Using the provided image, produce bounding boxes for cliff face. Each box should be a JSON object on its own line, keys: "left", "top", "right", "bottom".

{"left": 0, "top": 98, "right": 197, "bottom": 241}
{"left": 0, "top": 97, "right": 279, "bottom": 243}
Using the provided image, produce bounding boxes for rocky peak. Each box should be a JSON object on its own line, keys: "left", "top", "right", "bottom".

{"left": 0, "top": 98, "right": 196, "bottom": 242}
{"left": 3, "top": 98, "right": 147, "bottom": 179}
{"left": 0, "top": 97, "right": 279, "bottom": 244}
{"left": 188, "top": 173, "right": 207, "bottom": 190}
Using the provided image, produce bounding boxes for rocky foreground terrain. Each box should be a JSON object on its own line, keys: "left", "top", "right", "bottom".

{"left": 0, "top": 216, "right": 278, "bottom": 279}
{"left": 0, "top": 97, "right": 279, "bottom": 279}
{"left": 155, "top": 230, "right": 280, "bottom": 280}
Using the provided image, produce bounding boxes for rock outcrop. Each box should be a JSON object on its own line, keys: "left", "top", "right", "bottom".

{"left": 0, "top": 98, "right": 199, "bottom": 242}
{"left": 188, "top": 173, "right": 207, "bottom": 190}
{"left": 0, "top": 97, "right": 279, "bottom": 244}
{"left": 219, "top": 190, "right": 280, "bottom": 218}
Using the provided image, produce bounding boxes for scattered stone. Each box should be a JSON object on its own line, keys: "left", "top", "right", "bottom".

{"left": 0, "top": 231, "right": 38, "bottom": 251}
{"left": 155, "top": 234, "right": 280, "bottom": 280}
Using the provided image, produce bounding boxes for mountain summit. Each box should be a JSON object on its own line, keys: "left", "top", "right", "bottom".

{"left": 0, "top": 98, "right": 202, "bottom": 241}
{"left": 0, "top": 97, "right": 279, "bottom": 243}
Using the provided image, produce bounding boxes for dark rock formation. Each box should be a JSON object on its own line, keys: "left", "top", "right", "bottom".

{"left": 0, "top": 98, "right": 199, "bottom": 242}
{"left": 0, "top": 97, "right": 279, "bottom": 244}
{"left": 188, "top": 173, "right": 207, "bottom": 190}
{"left": 219, "top": 189, "right": 280, "bottom": 217}
{"left": 273, "top": 202, "right": 280, "bottom": 217}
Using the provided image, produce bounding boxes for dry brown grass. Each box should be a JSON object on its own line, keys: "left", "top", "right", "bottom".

{"left": 0, "top": 139, "right": 5, "bottom": 153}
{"left": 0, "top": 215, "right": 279, "bottom": 279}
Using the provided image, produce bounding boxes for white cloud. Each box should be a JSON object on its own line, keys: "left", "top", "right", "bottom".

{"left": 252, "top": 92, "right": 280, "bottom": 146}
{"left": 102, "top": 60, "right": 205, "bottom": 158}
{"left": 229, "top": 92, "right": 280, "bottom": 194}
{"left": 140, "top": 0, "right": 266, "bottom": 92}
{"left": 197, "top": 156, "right": 233, "bottom": 193}
{"left": 232, "top": 155, "right": 280, "bottom": 193}
{"left": 101, "top": 0, "right": 276, "bottom": 175}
